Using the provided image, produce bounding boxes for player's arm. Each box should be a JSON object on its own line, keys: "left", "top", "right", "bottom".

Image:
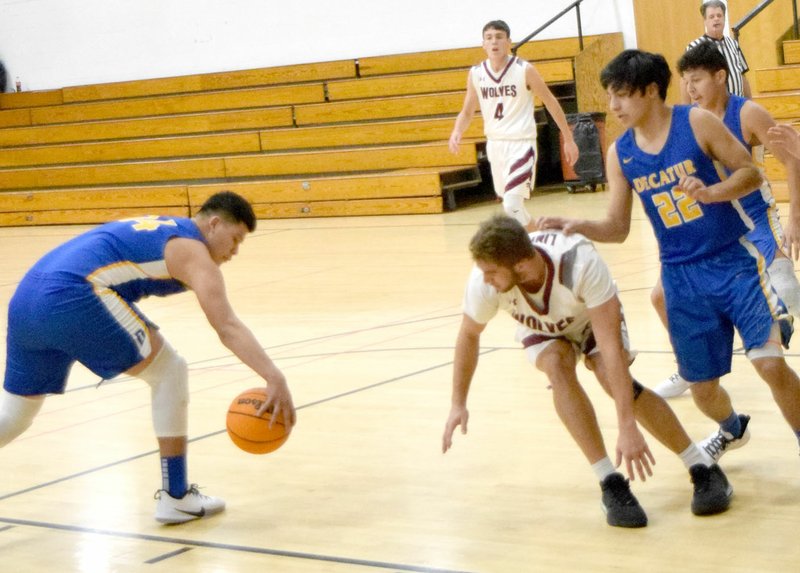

{"left": 536, "top": 142, "right": 633, "bottom": 243}
{"left": 449, "top": 71, "right": 480, "bottom": 154}
{"left": 587, "top": 295, "right": 653, "bottom": 481}
{"left": 743, "top": 102, "right": 800, "bottom": 259}
{"left": 682, "top": 107, "right": 762, "bottom": 203}
{"left": 165, "top": 238, "right": 296, "bottom": 427}
{"left": 442, "top": 314, "right": 485, "bottom": 453}
{"left": 526, "top": 63, "right": 578, "bottom": 166}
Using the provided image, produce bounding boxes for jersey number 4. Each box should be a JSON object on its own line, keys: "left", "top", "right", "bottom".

{"left": 494, "top": 103, "right": 504, "bottom": 120}
{"left": 652, "top": 188, "right": 703, "bottom": 228}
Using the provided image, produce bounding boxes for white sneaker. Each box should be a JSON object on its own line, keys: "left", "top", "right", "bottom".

{"left": 697, "top": 414, "right": 751, "bottom": 462}
{"left": 154, "top": 484, "right": 225, "bottom": 524}
{"left": 653, "top": 372, "right": 690, "bottom": 399}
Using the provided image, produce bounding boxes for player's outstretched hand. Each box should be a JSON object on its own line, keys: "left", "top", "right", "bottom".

{"left": 615, "top": 426, "right": 655, "bottom": 482}
{"left": 442, "top": 405, "right": 469, "bottom": 453}
{"left": 535, "top": 216, "right": 581, "bottom": 235}
{"left": 784, "top": 215, "right": 800, "bottom": 261}
{"left": 768, "top": 124, "right": 800, "bottom": 160}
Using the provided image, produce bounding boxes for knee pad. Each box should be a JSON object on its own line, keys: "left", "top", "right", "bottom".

{"left": 502, "top": 194, "right": 532, "bottom": 227}
{"left": 0, "top": 388, "right": 44, "bottom": 447}
{"left": 136, "top": 342, "right": 189, "bottom": 438}
{"left": 746, "top": 321, "right": 786, "bottom": 360}
{"left": 768, "top": 257, "right": 800, "bottom": 317}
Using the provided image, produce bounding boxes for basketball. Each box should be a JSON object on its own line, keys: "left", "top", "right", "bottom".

{"left": 226, "top": 387, "right": 289, "bottom": 454}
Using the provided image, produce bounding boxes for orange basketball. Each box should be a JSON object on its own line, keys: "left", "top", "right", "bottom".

{"left": 226, "top": 387, "right": 289, "bottom": 454}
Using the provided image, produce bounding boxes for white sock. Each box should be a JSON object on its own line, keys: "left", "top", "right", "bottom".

{"left": 591, "top": 456, "right": 617, "bottom": 481}
{"left": 679, "top": 443, "right": 713, "bottom": 468}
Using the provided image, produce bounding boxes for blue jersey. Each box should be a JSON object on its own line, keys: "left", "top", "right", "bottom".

{"left": 26, "top": 216, "right": 204, "bottom": 302}
{"left": 616, "top": 105, "right": 751, "bottom": 264}
{"left": 5, "top": 216, "right": 207, "bottom": 395}
{"left": 722, "top": 95, "right": 783, "bottom": 264}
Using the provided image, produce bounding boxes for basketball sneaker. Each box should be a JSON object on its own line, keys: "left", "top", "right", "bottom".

{"left": 689, "top": 464, "right": 733, "bottom": 516}
{"left": 154, "top": 484, "right": 226, "bottom": 524}
{"left": 653, "top": 372, "right": 690, "bottom": 399}
{"left": 599, "top": 473, "right": 647, "bottom": 528}
{"left": 698, "top": 414, "right": 751, "bottom": 462}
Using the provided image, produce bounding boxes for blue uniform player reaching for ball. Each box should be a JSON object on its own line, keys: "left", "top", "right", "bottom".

{"left": 0, "top": 191, "right": 296, "bottom": 524}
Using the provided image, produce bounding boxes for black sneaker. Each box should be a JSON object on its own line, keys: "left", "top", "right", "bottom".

{"left": 600, "top": 472, "right": 648, "bottom": 528}
{"left": 689, "top": 464, "right": 733, "bottom": 516}
{"left": 698, "top": 414, "right": 751, "bottom": 462}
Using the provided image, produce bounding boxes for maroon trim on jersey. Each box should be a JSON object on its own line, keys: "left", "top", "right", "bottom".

{"left": 521, "top": 333, "right": 562, "bottom": 348}
{"left": 518, "top": 246, "right": 555, "bottom": 315}
{"left": 482, "top": 56, "right": 517, "bottom": 84}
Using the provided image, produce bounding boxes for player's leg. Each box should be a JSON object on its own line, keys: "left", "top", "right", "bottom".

{"left": 128, "top": 328, "right": 225, "bottom": 524}
{"left": 748, "top": 199, "right": 800, "bottom": 316}
{"left": 72, "top": 288, "right": 223, "bottom": 524}
{"left": 662, "top": 259, "right": 750, "bottom": 462}
{"left": 768, "top": 253, "right": 800, "bottom": 316}
{"left": 487, "top": 139, "right": 536, "bottom": 231}
{"left": 0, "top": 279, "right": 71, "bottom": 446}
{"left": 650, "top": 276, "right": 690, "bottom": 399}
{"left": 531, "top": 339, "right": 646, "bottom": 527}
{"left": 586, "top": 334, "right": 731, "bottom": 515}
{"left": 746, "top": 326, "right": 800, "bottom": 453}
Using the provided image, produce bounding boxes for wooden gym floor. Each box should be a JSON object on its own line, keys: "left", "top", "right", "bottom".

{"left": 0, "top": 190, "right": 798, "bottom": 572}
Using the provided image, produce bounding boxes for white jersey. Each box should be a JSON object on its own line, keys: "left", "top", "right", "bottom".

{"left": 463, "top": 231, "right": 617, "bottom": 349}
{"left": 471, "top": 56, "right": 537, "bottom": 141}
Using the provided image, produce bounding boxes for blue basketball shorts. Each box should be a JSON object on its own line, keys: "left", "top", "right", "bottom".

{"left": 4, "top": 272, "right": 154, "bottom": 396}
{"left": 661, "top": 240, "right": 783, "bottom": 382}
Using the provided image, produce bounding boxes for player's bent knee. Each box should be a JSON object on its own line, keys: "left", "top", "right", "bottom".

{"left": 136, "top": 342, "right": 189, "bottom": 438}
{"left": 0, "top": 389, "right": 44, "bottom": 447}
{"left": 502, "top": 194, "right": 532, "bottom": 227}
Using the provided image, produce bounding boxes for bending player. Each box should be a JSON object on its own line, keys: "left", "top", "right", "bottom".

{"left": 442, "top": 215, "right": 732, "bottom": 529}
{"left": 0, "top": 191, "right": 296, "bottom": 524}
{"left": 449, "top": 19, "right": 579, "bottom": 230}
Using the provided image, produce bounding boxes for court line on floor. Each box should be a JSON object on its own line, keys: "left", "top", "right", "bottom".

{"left": 0, "top": 350, "right": 499, "bottom": 503}
{"left": 0, "top": 516, "right": 475, "bottom": 573}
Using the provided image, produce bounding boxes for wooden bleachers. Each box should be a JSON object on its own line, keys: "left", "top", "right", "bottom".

{"left": 0, "top": 33, "right": 621, "bottom": 225}
{"left": 752, "top": 38, "right": 800, "bottom": 199}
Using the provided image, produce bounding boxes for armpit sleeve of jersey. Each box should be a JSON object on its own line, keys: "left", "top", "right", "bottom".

{"left": 573, "top": 243, "right": 617, "bottom": 309}
{"left": 462, "top": 265, "right": 500, "bottom": 324}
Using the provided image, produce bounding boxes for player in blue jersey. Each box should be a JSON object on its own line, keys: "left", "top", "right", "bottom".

{"left": 0, "top": 191, "right": 296, "bottom": 524}
{"left": 536, "top": 49, "right": 800, "bottom": 463}
{"left": 652, "top": 42, "right": 800, "bottom": 403}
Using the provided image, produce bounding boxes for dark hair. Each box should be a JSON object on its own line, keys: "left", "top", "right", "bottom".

{"left": 678, "top": 41, "right": 729, "bottom": 78}
{"left": 701, "top": 0, "right": 726, "bottom": 17}
{"left": 469, "top": 215, "right": 533, "bottom": 267}
{"left": 482, "top": 20, "right": 511, "bottom": 38}
{"left": 198, "top": 191, "right": 256, "bottom": 232}
{"left": 600, "top": 49, "right": 671, "bottom": 101}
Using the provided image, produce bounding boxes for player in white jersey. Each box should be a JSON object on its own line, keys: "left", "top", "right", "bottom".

{"left": 449, "top": 20, "right": 579, "bottom": 230}
{"left": 442, "top": 215, "right": 732, "bottom": 528}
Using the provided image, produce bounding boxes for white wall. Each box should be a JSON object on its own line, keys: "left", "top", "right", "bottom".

{"left": 0, "top": 0, "right": 636, "bottom": 92}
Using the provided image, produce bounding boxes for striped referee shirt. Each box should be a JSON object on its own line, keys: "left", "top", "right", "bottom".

{"left": 686, "top": 34, "right": 749, "bottom": 97}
